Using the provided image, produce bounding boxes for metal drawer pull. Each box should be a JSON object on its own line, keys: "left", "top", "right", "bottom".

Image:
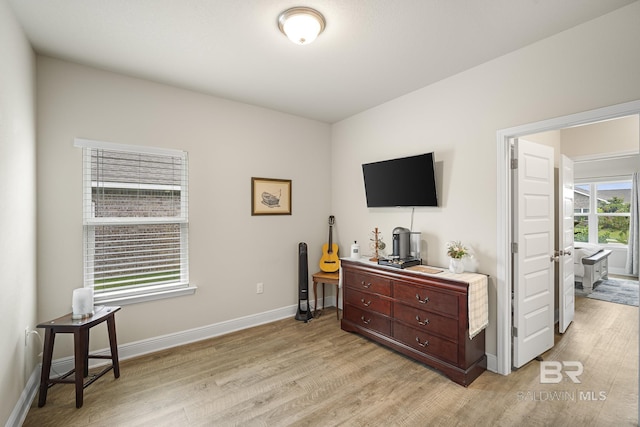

{"left": 415, "top": 337, "right": 429, "bottom": 347}
{"left": 360, "top": 316, "right": 371, "bottom": 324}
{"left": 415, "top": 294, "right": 430, "bottom": 304}
{"left": 360, "top": 298, "right": 372, "bottom": 307}
{"left": 416, "top": 315, "right": 429, "bottom": 326}
{"left": 361, "top": 281, "right": 372, "bottom": 288}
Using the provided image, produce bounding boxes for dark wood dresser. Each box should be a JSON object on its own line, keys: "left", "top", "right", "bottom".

{"left": 340, "top": 259, "right": 486, "bottom": 386}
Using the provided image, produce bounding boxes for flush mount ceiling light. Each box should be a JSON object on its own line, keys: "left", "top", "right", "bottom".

{"left": 278, "top": 7, "right": 326, "bottom": 45}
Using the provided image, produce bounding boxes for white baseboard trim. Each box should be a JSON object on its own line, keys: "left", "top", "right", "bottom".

{"left": 6, "top": 366, "right": 40, "bottom": 427}
{"left": 50, "top": 302, "right": 311, "bottom": 375}
{"left": 486, "top": 352, "right": 498, "bottom": 373}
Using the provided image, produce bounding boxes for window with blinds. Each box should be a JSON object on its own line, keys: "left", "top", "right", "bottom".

{"left": 76, "top": 139, "right": 189, "bottom": 302}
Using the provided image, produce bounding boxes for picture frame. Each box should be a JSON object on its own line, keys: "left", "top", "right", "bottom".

{"left": 251, "top": 177, "right": 292, "bottom": 215}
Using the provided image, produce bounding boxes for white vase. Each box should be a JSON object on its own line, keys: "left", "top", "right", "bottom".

{"left": 449, "top": 258, "right": 464, "bottom": 274}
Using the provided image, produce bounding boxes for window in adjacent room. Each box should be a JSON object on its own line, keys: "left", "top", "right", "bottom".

{"left": 75, "top": 138, "right": 195, "bottom": 305}
{"left": 574, "top": 180, "right": 632, "bottom": 245}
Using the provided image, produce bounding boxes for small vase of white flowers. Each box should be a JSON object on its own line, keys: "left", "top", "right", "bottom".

{"left": 446, "top": 240, "right": 468, "bottom": 274}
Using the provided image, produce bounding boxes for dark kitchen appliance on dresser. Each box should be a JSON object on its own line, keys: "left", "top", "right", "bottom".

{"left": 340, "top": 258, "right": 486, "bottom": 386}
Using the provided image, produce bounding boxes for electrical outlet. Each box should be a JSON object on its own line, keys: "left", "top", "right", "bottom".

{"left": 256, "top": 282, "right": 264, "bottom": 294}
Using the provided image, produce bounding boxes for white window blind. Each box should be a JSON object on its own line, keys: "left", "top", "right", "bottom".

{"left": 77, "top": 139, "right": 189, "bottom": 302}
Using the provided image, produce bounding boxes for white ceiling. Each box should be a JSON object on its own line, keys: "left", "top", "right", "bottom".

{"left": 8, "top": 0, "right": 637, "bottom": 123}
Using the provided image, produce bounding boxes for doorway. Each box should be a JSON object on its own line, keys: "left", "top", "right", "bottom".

{"left": 495, "top": 99, "right": 640, "bottom": 375}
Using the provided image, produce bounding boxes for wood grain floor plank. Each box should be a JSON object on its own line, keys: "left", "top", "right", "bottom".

{"left": 24, "top": 298, "right": 637, "bottom": 426}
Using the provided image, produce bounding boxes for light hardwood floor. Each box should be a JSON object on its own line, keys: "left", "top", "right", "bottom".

{"left": 24, "top": 296, "right": 638, "bottom": 426}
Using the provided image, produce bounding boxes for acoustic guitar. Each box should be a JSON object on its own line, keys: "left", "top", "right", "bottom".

{"left": 319, "top": 215, "right": 340, "bottom": 272}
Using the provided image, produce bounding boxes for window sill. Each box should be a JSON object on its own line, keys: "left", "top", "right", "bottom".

{"left": 94, "top": 285, "right": 197, "bottom": 306}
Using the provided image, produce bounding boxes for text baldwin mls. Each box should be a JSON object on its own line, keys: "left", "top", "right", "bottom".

{"left": 517, "top": 390, "right": 607, "bottom": 401}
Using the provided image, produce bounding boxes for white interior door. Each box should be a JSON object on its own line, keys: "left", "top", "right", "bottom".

{"left": 512, "top": 138, "right": 555, "bottom": 368}
{"left": 558, "top": 155, "right": 575, "bottom": 333}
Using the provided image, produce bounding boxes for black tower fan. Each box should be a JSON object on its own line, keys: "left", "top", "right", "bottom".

{"left": 295, "top": 242, "right": 313, "bottom": 322}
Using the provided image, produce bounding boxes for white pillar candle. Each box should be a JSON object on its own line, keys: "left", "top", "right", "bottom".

{"left": 72, "top": 288, "right": 94, "bottom": 319}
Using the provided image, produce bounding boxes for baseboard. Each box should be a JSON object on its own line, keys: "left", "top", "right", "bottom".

{"left": 49, "top": 302, "right": 311, "bottom": 376}
{"left": 486, "top": 352, "right": 498, "bottom": 373}
{"left": 6, "top": 366, "right": 40, "bottom": 427}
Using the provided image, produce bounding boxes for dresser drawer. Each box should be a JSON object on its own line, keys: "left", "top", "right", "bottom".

{"left": 340, "top": 259, "right": 486, "bottom": 386}
{"left": 344, "top": 287, "right": 391, "bottom": 316}
{"left": 344, "top": 271, "right": 391, "bottom": 296}
{"left": 394, "top": 281, "right": 459, "bottom": 317}
{"left": 343, "top": 304, "right": 391, "bottom": 336}
{"left": 393, "top": 322, "right": 458, "bottom": 365}
{"left": 393, "top": 302, "right": 458, "bottom": 341}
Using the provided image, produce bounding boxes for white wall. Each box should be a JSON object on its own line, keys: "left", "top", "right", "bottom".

{"left": 0, "top": 0, "right": 37, "bottom": 424}
{"left": 331, "top": 2, "right": 640, "bottom": 361}
{"left": 7, "top": 6, "right": 639, "bottom": 420}
{"left": 563, "top": 114, "right": 639, "bottom": 159}
{"left": 574, "top": 154, "right": 639, "bottom": 179}
{"left": 527, "top": 117, "right": 639, "bottom": 276}
{"left": 36, "top": 57, "right": 332, "bottom": 359}
{"left": 523, "top": 129, "right": 562, "bottom": 166}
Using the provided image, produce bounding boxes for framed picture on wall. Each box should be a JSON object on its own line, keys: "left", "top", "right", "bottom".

{"left": 251, "top": 177, "right": 292, "bottom": 215}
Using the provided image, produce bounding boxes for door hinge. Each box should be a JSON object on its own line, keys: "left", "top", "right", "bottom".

{"left": 511, "top": 242, "right": 518, "bottom": 253}
{"left": 512, "top": 326, "right": 518, "bottom": 337}
{"left": 511, "top": 158, "right": 518, "bottom": 169}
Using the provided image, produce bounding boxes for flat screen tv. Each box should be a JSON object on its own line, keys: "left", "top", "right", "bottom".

{"left": 362, "top": 152, "right": 438, "bottom": 207}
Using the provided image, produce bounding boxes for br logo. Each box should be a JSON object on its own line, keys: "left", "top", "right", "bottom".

{"left": 540, "top": 361, "right": 583, "bottom": 384}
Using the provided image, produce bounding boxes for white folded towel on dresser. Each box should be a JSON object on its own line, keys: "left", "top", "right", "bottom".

{"left": 434, "top": 271, "right": 489, "bottom": 339}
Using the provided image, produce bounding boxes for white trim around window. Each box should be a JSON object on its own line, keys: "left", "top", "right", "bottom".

{"left": 75, "top": 138, "right": 196, "bottom": 305}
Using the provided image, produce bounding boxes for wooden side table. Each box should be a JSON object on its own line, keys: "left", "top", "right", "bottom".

{"left": 37, "top": 306, "right": 121, "bottom": 408}
{"left": 312, "top": 271, "right": 340, "bottom": 320}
